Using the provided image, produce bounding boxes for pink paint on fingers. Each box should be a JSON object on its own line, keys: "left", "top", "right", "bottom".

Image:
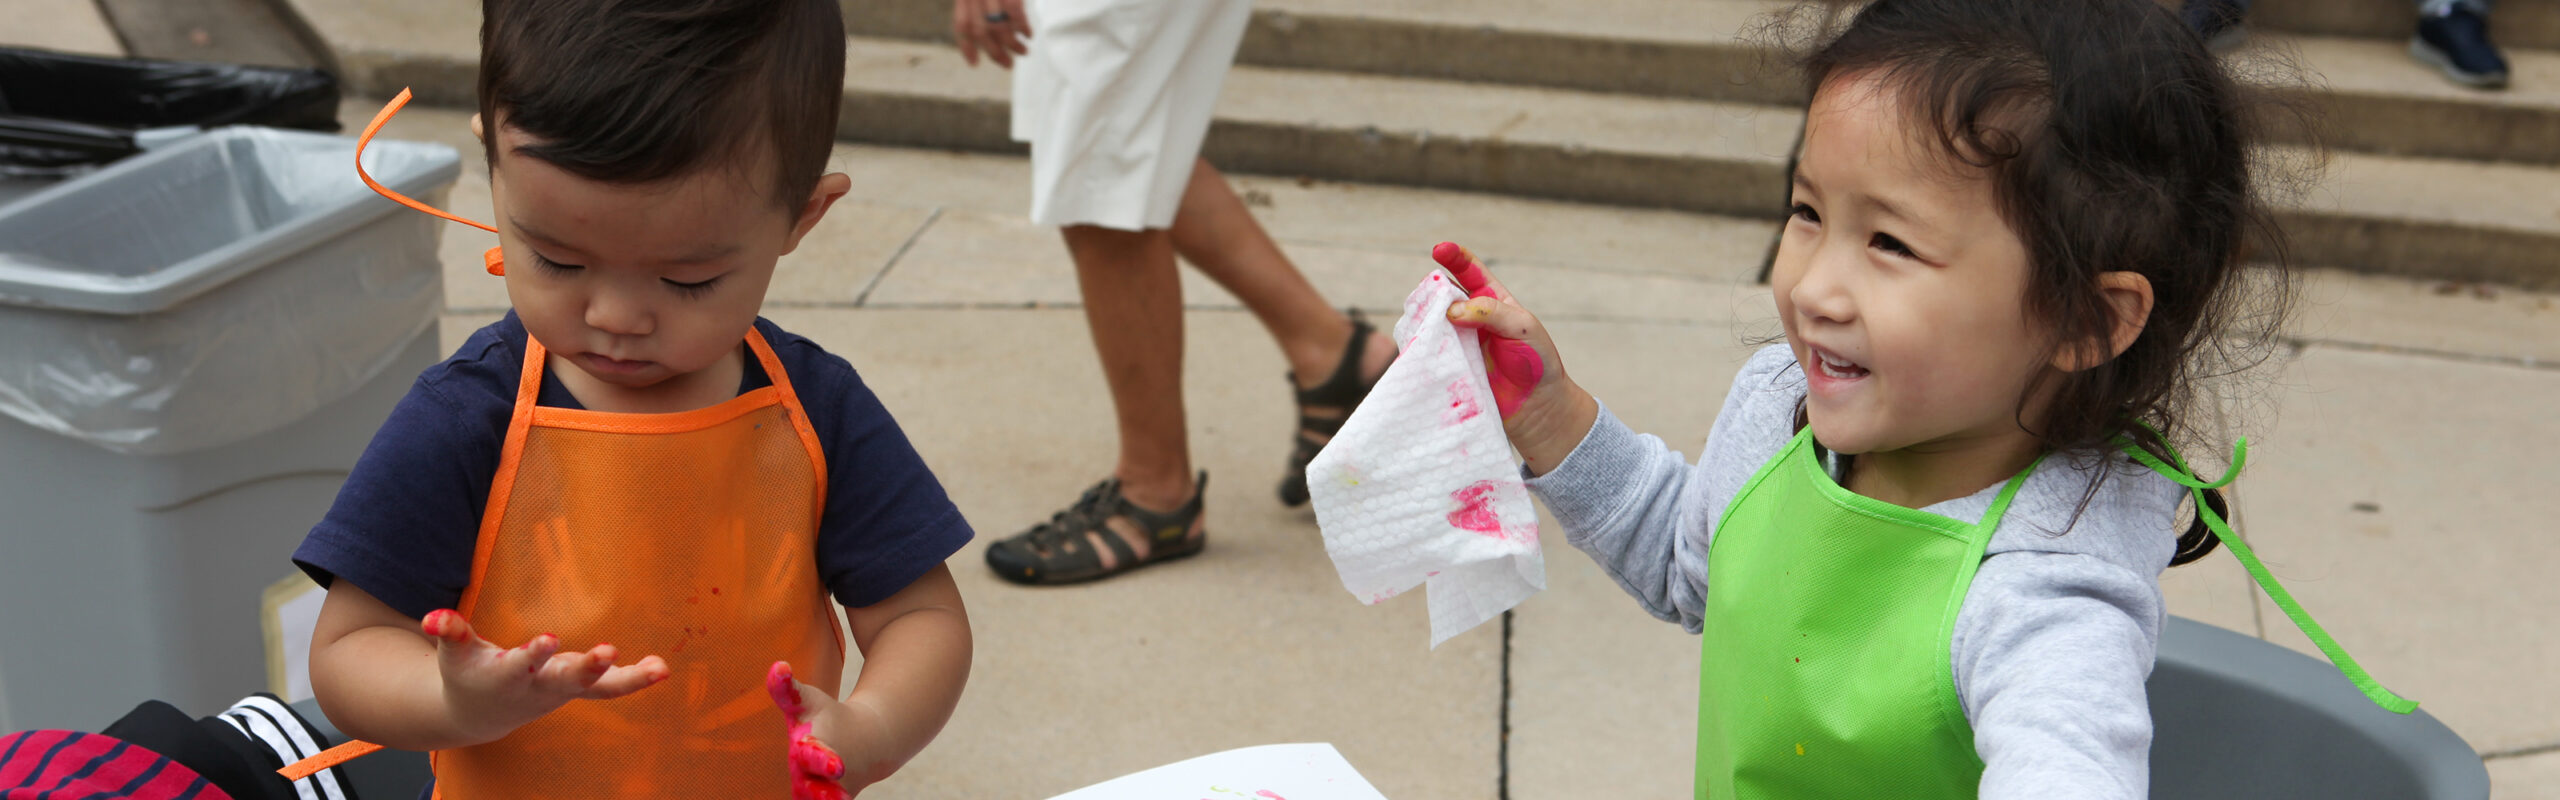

{"left": 1447, "top": 481, "right": 1505, "bottom": 536}
{"left": 1432, "top": 242, "right": 1487, "bottom": 294}
{"left": 794, "top": 774, "right": 848, "bottom": 800}
{"left": 1258, "top": 791, "right": 1291, "bottom": 800}
{"left": 1484, "top": 338, "right": 1544, "bottom": 417}
{"left": 792, "top": 736, "right": 845, "bottom": 779}
{"left": 421, "top": 609, "right": 465, "bottom": 642}
{"left": 1491, "top": 339, "right": 1544, "bottom": 386}
{"left": 767, "top": 661, "right": 808, "bottom": 721}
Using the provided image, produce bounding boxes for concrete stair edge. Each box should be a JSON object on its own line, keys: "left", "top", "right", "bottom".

{"left": 847, "top": 0, "right": 2560, "bottom": 167}
{"left": 312, "top": 28, "right": 2560, "bottom": 290}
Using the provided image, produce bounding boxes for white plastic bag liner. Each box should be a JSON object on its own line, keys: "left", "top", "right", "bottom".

{"left": 0, "top": 127, "right": 457, "bottom": 454}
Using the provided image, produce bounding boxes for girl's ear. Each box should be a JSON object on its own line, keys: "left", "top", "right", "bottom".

{"left": 2053, "top": 271, "right": 2154, "bottom": 372}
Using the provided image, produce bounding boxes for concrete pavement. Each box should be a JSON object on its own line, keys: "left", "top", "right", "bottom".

{"left": 339, "top": 91, "right": 2560, "bottom": 795}
{"left": 4, "top": 0, "right": 2554, "bottom": 786}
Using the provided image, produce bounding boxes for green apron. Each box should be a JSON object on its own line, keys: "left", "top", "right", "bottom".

{"left": 1693, "top": 428, "right": 2414, "bottom": 799}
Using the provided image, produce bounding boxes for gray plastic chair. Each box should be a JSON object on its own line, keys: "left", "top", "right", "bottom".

{"left": 2148, "top": 616, "right": 2487, "bottom": 799}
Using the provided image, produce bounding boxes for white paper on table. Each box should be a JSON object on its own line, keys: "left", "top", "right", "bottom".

{"left": 1307, "top": 269, "right": 1544, "bottom": 648}
{"left": 1040, "top": 743, "right": 1389, "bottom": 800}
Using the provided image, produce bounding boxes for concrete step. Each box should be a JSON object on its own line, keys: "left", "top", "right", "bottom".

{"left": 846, "top": 0, "right": 2560, "bottom": 166}
{"left": 287, "top": 0, "right": 2560, "bottom": 288}
{"left": 845, "top": 0, "right": 1803, "bottom": 104}
{"left": 2267, "top": 31, "right": 2560, "bottom": 165}
{"left": 836, "top": 37, "right": 1801, "bottom": 220}
{"left": 833, "top": 35, "right": 2560, "bottom": 289}
{"left": 2249, "top": 0, "right": 2560, "bottom": 52}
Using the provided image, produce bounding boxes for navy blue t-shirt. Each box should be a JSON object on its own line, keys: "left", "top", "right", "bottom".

{"left": 293, "top": 312, "right": 974, "bottom": 617}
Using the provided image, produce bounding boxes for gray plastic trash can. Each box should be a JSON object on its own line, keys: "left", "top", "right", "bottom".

{"left": 2149, "top": 616, "right": 2487, "bottom": 799}
{"left": 0, "top": 127, "right": 456, "bottom": 731}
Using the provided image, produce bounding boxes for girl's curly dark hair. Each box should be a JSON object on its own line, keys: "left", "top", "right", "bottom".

{"left": 1788, "top": 0, "right": 2313, "bottom": 565}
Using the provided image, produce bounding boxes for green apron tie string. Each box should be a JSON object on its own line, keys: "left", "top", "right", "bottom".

{"left": 2118, "top": 430, "right": 2417, "bottom": 715}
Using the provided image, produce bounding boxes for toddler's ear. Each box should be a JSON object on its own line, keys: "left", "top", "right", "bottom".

{"left": 2054, "top": 271, "right": 2154, "bottom": 372}
{"left": 470, "top": 113, "right": 485, "bottom": 144}
{"left": 781, "top": 173, "right": 854, "bottom": 257}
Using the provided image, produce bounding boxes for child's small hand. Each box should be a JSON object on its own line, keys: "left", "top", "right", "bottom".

{"left": 1436, "top": 242, "right": 1600, "bottom": 476}
{"left": 768, "top": 661, "right": 871, "bottom": 800}
{"left": 421, "top": 609, "right": 670, "bottom": 744}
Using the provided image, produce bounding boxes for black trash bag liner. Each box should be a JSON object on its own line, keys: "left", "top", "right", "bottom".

{"left": 0, "top": 46, "right": 339, "bottom": 176}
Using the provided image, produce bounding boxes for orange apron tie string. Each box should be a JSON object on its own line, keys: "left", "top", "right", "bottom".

{"left": 278, "top": 740, "right": 385, "bottom": 781}
{"left": 359, "top": 88, "right": 509, "bottom": 275}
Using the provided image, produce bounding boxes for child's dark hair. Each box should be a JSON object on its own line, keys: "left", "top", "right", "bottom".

{"left": 477, "top": 0, "right": 845, "bottom": 214}
{"left": 1795, "top": 0, "right": 2307, "bottom": 565}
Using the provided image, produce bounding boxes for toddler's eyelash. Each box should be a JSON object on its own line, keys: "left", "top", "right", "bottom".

{"left": 532, "top": 253, "right": 582, "bottom": 274}
{"left": 1790, "top": 203, "right": 1820, "bottom": 224}
{"left": 665, "top": 277, "right": 721, "bottom": 299}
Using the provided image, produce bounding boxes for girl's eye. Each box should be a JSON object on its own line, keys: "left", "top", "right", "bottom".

{"left": 1789, "top": 203, "right": 1820, "bottom": 224}
{"left": 532, "top": 253, "right": 583, "bottom": 274}
{"left": 1870, "top": 232, "right": 1917, "bottom": 259}
{"left": 664, "top": 277, "right": 721, "bottom": 299}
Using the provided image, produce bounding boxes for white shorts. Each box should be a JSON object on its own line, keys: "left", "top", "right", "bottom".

{"left": 1010, "top": 0, "right": 1253, "bottom": 231}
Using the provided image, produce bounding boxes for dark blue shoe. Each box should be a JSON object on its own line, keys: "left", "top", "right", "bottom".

{"left": 2182, "top": 0, "right": 2251, "bottom": 53}
{"left": 2412, "top": 4, "right": 2509, "bottom": 89}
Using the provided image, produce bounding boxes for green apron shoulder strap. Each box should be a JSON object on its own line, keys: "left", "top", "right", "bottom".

{"left": 2119, "top": 431, "right": 2418, "bottom": 715}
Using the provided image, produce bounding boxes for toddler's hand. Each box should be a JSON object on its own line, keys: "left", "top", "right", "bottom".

{"left": 421, "top": 609, "right": 669, "bottom": 744}
{"left": 768, "top": 661, "right": 867, "bottom": 800}
{"left": 1437, "top": 242, "right": 1567, "bottom": 418}
{"left": 1436, "top": 242, "right": 1599, "bottom": 476}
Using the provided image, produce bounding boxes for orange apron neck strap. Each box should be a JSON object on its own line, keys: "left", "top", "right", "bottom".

{"left": 360, "top": 88, "right": 509, "bottom": 275}
{"left": 517, "top": 332, "right": 550, "bottom": 408}
{"left": 278, "top": 739, "right": 384, "bottom": 782}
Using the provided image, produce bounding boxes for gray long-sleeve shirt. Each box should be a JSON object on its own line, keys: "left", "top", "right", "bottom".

{"left": 1526, "top": 344, "right": 2188, "bottom": 799}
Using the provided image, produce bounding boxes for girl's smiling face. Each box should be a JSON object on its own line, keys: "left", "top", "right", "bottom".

{"left": 1770, "top": 70, "right": 2056, "bottom": 459}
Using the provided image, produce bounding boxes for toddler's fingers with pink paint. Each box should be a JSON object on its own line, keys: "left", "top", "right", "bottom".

{"left": 769, "top": 662, "right": 851, "bottom": 800}
{"left": 423, "top": 609, "right": 511, "bottom": 677}
{"left": 1436, "top": 242, "right": 1536, "bottom": 339}
{"left": 1432, "top": 242, "right": 1559, "bottom": 418}
{"left": 1434, "top": 242, "right": 1514, "bottom": 301}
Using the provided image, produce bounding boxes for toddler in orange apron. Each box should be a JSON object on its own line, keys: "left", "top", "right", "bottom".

{"left": 285, "top": 2, "right": 973, "bottom": 798}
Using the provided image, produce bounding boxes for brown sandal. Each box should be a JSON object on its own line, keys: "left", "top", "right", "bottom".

{"left": 1279, "top": 310, "right": 1391, "bottom": 507}
{"left": 985, "top": 473, "right": 1208, "bottom": 585}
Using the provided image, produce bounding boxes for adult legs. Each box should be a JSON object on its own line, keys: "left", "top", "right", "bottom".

{"left": 1167, "top": 159, "right": 1395, "bottom": 402}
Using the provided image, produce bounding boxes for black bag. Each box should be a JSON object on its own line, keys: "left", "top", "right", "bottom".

{"left": 0, "top": 47, "right": 340, "bottom": 176}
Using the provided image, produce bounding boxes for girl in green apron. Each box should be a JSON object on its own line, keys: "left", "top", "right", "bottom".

{"left": 1434, "top": 0, "right": 2412, "bottom": 796}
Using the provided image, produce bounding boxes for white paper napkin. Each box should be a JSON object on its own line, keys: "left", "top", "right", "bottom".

{"left": 1308, "top": 269, "right": 1543, "bottom": 647}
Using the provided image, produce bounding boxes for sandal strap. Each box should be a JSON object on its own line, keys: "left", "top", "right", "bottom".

{"left": 1120, "top": 471, "right": 1209, "bottom": 550}
{"left": 1006, "top": 473, "right": 1210, "bottom": 579}
{"left": 1292, "top": 310, "right": 1383, "bottom": 408}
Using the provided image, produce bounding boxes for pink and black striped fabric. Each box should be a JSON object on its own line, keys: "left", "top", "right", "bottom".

{"left": 0, "top": 730, "right": 234, "bottom": 800}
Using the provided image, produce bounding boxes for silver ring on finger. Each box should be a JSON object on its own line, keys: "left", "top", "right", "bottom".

{"left": 985, "top": 11, "right": 1009, "bottom": 23}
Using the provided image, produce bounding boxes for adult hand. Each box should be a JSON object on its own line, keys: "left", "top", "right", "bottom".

{"left": 421, "top": 609, "right": 670, "bottom": 745}
{"left": 952, "top": 0, "right": 1032, "bottom": 69}
{"left": 1437, "top": 242, "right": 1599, "bottom": 476}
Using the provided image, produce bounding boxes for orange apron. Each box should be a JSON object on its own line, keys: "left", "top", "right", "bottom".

{"left": 280, "top": 90, "right": 845, "bottom": 797}
{"left": 425, "top": 330, "right": 845, "bottom": 798}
